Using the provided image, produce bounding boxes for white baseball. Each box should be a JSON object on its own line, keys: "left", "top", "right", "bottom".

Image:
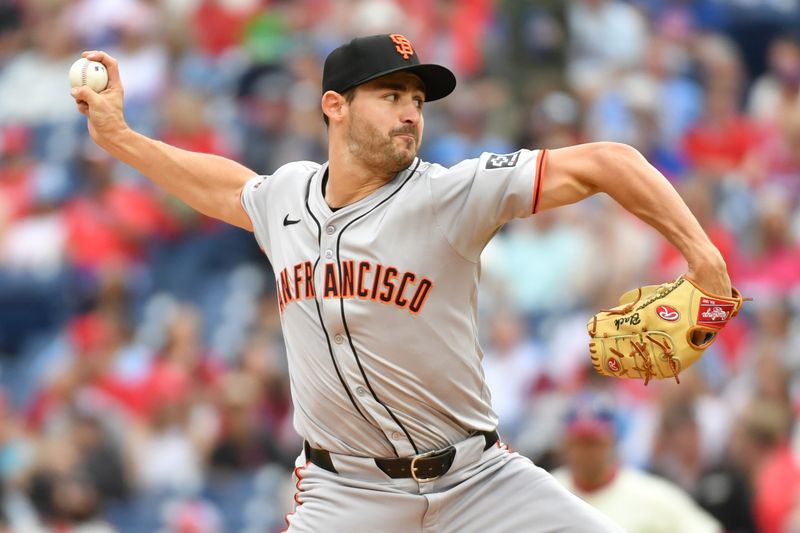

{"left": 69, "top": 58, "right": 108, "bottom": 93}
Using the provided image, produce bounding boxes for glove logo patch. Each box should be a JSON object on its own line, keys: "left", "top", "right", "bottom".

{"left": 486, "top": 151, "right": 521, "bottom": 169}
{"left": 656, "top": 305, "right": 680, "bottom": 322}
{"left": 607, "top": 358, "right": 621, "bottom": 373}
{"left": 697, "top": 298, "right": 734, "bottom": 328}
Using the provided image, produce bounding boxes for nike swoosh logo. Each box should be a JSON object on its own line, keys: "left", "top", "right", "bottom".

{"left": 283, "top": 214, "right": 301, "bottom": 226}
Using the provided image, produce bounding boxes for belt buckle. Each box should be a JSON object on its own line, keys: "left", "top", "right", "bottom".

{"left": 410, "top": 450, "right": 442, "bottom": 482}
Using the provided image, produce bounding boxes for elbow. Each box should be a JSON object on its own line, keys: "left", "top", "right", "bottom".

{"left": 585, "top": 142, "right": 648, "bottom": 189}
{"left": 594, "top": 142, "right": 643, "bottom": 167}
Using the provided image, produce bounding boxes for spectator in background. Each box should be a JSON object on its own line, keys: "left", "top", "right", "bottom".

{"left": 521, "top": 90, "right": 583, "bottom": 150}
{"left": 0, "top": 125, "right": 69, "bottom": 353}
{"left": 126, "top": 390, "right": 213, "bottom": 495}
{"left": 728, "top": 399, "right": 799, "bottom": 533}
{"left": 565, "top": 0, "right": 648, "bottom": 101}
{"left": 210, "top": 366, "right": 293, "bottom": 472}
{"left": 481, "top": 209, "right": 595, "bottom": 317}
{"left": 140, "top": 305, "right": 220, "bottom": 419}
{"left": 223, "top": 331, "right": 296, "bottom": 457}
{"left": 63, "top": 142, "right": 175, "bottom": 295}
{"left": 745, "top": 104, "right": 800, "bottom": 200}
{"left": 552, "top": 395, "right": 722, "bottom": 533}
{"left": 0, "top": 2, "right": 24, "bottom": 65}
{"left": 0, "top": 7, "right": 78, "bottom": 126}
{"left": 748, "top": 32, "right": 800, "bottom": 127}
{"left": 25, "top": 413, "right": 118, "bottom": 532}
{"left": 681, "top": 35, "right": 761, "bottom": 178}
{"left": 737, "top": 187, "right": 800, "bottom": 296}
{"left": 649, "top": 401, "right": 755, "bottom": 533}
{"left": 0, "top": 389, "right": 35, "bottom": 528}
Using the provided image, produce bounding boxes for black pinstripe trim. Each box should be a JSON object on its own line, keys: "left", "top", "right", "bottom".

{"left": 303, "top": 173, "right": 378, "bottom": 438}
{"left": 335, "top": 159, "right": 422, "bottom": 455}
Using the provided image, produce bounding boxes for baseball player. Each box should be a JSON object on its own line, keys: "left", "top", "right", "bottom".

{"left": 552, "top": 396, "right": 722, "bottom": 533}
{"left": 71, "top": 34, "right": 732, "bottom": 532}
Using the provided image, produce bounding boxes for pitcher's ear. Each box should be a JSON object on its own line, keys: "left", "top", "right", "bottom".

{"left": 322, "top": 91, "right": 348, "bottom": 125}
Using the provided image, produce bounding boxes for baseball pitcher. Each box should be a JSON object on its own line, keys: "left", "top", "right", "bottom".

{"left": 71, "top": 33, "right": 740, "bottom": 532}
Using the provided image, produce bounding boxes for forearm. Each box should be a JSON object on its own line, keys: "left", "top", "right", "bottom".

{"left": 542, "top": 142, "right": 730, "bottom": 294}
{"left": 70, "top": 48, "right": 255, "bottom": 230}
{"left": 591, "top": 144, "right": 723, "bottom": 270}
{"left": 100, "top": 128, "right": 254, "bottom": 230}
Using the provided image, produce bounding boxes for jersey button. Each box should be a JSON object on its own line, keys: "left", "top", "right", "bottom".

{"left": 324, "top": 249, "right": 333, "bottom": 259}
{"left": 356, "top": 386, "right": 367, "bottom": 397}
{"left": 326, "top": 225, "right": 335, "bottom": 235}
{"left": 334, "top": 334, "right": 344, "bottom": 344}
{"left": 391, "top": 432, "right": 402, "bottom": 441}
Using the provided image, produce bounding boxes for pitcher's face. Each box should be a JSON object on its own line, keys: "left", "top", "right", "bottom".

{"left": 344, "top": 72, "right": 426, "bottom": 173}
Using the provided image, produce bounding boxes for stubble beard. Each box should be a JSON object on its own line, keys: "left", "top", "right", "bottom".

{"left": 346, "top": 113, "right": 417, "bottom": 174}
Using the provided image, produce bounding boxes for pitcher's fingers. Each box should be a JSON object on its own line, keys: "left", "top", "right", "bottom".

{"left": 71, "top": 86, "right": 99, "bottom": 107}
{"left": 82, "top": 50, "right": 122, "bottom": 90}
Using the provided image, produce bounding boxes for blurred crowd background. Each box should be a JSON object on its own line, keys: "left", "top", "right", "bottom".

{"left": 0, "top": 0, "right": 799, "bottom": 531}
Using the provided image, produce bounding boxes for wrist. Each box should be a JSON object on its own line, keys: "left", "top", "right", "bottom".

{"left": 684, "top": 241, "right": 725, "bottom": 271}
{"left": 685, "top": 246, "right": 731, "bottom": 296}
{"left": 98, "top": 124, "right": 136, "bottom": 156}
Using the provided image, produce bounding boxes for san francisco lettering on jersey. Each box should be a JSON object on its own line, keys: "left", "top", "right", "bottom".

{"left": 276, "top": 259, "right": 433, "bottom": 315}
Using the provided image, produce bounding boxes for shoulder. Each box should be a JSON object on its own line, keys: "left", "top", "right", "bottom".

{"left": 271, "top": 160, "right": 321, "bottom": 180}
{"left": 421, "top": 157, "right": 480, "bottom": 181}
{"left": 251, "top": 161, "right": 320, "bottom": 194}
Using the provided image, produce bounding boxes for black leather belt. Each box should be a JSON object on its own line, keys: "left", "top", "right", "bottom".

{"left": 304, "top": 430, "right": 499, "bottom": 482}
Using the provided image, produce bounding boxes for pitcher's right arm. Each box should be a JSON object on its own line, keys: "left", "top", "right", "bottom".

{"left": 71, "top": 51, "right": 255, "bottom": 231}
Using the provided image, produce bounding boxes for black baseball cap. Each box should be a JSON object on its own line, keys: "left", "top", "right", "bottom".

{"left": 322, "top": 34, "right": 456, "bottom": 102}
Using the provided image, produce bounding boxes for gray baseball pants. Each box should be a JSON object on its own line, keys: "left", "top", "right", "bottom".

{"left": 283, "top": 433, "right": 624, "bottom": 532}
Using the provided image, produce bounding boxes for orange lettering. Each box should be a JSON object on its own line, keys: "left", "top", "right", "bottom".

{"left": 357, "top": 262, "right": 371, "bottom": 298}
{"left": 409, "top": 278, "right": 433, "bottom": 315}
{"left": 379, "top": 267, "right": 399, "bottom": 303}
{"left": 341, "top": 260, "right": 355, "bottom": 298}
{"left": 293, "top": 263, "right": 303, "bottom": 301}
{"left": 323, "top": 262, "right": 339, "bottom": 298}
{"left": 304, "top": 261, "right": 315, "bottom": 298}
{"left": 395, "top": 272, "right": 416, "bottom": 308}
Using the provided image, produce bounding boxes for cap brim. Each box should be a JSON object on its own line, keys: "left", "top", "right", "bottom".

{"left": 345, "top": 63, "right": 456, "bottom": 102}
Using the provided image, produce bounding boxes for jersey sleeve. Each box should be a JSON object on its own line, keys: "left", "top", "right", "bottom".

{"left": 240, "top": 174, "right": 272, "bottom": 255}
{"left": 429, "top": 149, "right": 548, "bottom": 260}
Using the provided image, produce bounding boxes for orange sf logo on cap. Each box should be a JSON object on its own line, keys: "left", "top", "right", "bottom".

{"left": 390, "top": 34, "right": 415, "bottom": 60}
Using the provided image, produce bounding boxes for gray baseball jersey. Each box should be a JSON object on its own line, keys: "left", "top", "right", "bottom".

{"left": 240, "top": 149, "right": 547, "bottom": 458}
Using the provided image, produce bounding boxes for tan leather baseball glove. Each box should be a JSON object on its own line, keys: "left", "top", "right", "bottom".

{"left": 587, "top": 276, "right": 745, "bottom": 385}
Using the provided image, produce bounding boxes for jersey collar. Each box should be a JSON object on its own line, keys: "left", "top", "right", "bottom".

{"left": 308, "top": 158, "right": 420, "bottom": 221}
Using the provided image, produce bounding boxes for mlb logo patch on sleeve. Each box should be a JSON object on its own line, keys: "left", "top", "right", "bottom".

{"left": 485, "top": 151, "right": 521, "bottom": 169}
